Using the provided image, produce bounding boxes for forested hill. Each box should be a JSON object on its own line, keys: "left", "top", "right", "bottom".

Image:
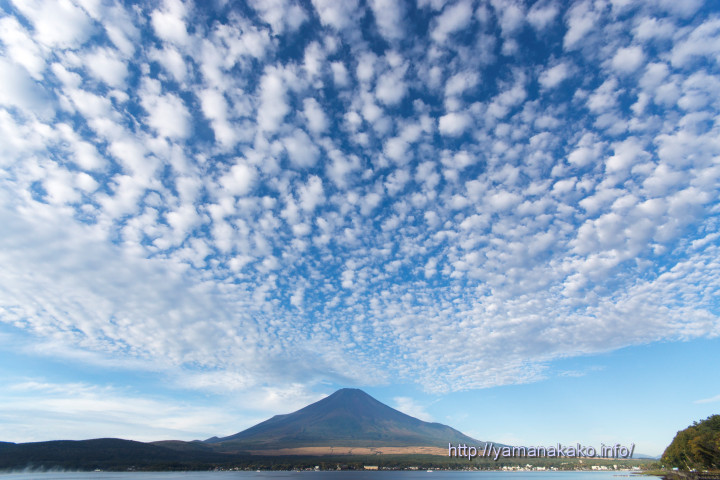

{"left": 662, "top": 415, "right": 720, "bottom": 470}
{"left": 0, "top": 438, "right": 233, "bottom": 470}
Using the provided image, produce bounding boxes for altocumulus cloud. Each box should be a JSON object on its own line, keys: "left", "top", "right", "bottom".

{"left": 0, "top": 0, "right": 719, "bottom": 397}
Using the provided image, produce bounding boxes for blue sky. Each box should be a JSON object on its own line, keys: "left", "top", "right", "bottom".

{"left": 0, "top": 0, "right": 719, "bottom": 458}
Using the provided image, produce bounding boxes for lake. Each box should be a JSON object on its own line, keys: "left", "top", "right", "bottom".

{"left": 0, "top": 471, "right": 659, "bottom": 480}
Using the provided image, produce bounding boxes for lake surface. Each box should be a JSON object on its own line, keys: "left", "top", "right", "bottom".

{"left": 0, "top": 471, "right": 659, "bottom": 480}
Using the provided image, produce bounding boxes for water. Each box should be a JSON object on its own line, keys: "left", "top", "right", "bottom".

{"left": 0, "top": 471, "right": 659, "bottom": 480}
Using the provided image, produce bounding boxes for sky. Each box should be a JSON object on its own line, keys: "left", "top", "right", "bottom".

{"left": 0, "top": 0, "right": 719, "bottom": 459}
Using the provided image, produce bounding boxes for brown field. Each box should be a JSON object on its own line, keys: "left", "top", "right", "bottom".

{"left": 243, "top": 446, "right": 448, "bottom": 456}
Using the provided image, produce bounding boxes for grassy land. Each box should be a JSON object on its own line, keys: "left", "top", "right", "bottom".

{"left": 203, "top": 454, "right": 656, "bottom": 472}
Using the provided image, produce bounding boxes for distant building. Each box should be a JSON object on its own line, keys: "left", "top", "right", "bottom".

{"left": 364, "top": 466, "right": 379, "bottom": 470}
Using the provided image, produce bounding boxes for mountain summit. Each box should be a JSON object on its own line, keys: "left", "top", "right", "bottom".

{"left": 205, "top": 388, "right": 481, "bottom": 450}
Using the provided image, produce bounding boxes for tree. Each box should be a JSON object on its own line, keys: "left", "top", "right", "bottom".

{"left": 662, "top": 415, "right": 720, "bottom": 470}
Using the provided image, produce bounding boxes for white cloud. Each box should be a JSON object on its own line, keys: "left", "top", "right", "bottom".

{"left": 694, "top": 393, "right": 720, "bottom": 404}
{"left": 0, "top": 379, "right": 263, "bottom": 442}
{"left": 393, "top": 396, "right": 434, "bottom": 422}
{"left": 298, "top": 175, "right": 325, "bottom": 212}
{"left": 360, "top": 191, "right": 383, "bottom": 216}
{"left": 653, "top": 0, "right": 704, "bottom": 18}
{"left": 85, "top": 47, "right": 128, "bottom": 87}
{"left": 150, "top": 0, "right": 190, "bottom": 46}
{"left": 12, "top": 0, "right": 93, "bottom": 48}
{"left": 611, "top": 46, "right": 645, "bottom": 74}
{"left": 634, "top": 17, "right": 675, "bottom": 42}
{"left": 284, "top": 129, "right": 320, "bottom": 168}
{"left": 150, "top": 46, "right": 187, "bottom": 83}
{"left": 0, "top": 202, "right": 229, "bottom": 365}
{"left": 43, "top": 166, "right": 81, "bottom": 205}
{"left": 563, "top": 0, "right": 599, "bottom": 50}
{"left": 539, "top": 62, "right": 569, "bottom": 89}
{"left": 311, "top": 0, "right": 361, "bottom": 31}
{"left": 486, "top": 82, "right": 526, "bottom": 119}
{"left": 0, "top": 58, "right": 52, "bottom": 116}
{"left": 431, "top": 0, "right": 474, "bottom": 43}
{"left": 384, "top": 137, "right": 411, "bottom": 164}
{"left": 257, "top": 68, "right": 289, "bottom": 133}
{"left": 491, "top": 0, "right": 525, "bottom": 40}
{"left": 527, "top": 2, "right": 559, "bottom": 31}
{"left": 606, "top": 137, "right": 646, "bottom": 173}
{"left": 199, "top": 88, "right": 237, "bottom": 147}
{"left": 438, "top": 111, "right": 471, "bottom": 136}
{"left": 376, "top": 69, "right": 407, "bottom": 106}
{"left": 356, "top": 51, "right": 376, "bottom": 84}
{"left": 369, "top": 0, "right": 405, "bottom": 41}
{"left": 445, "top": 71, "right": 479, "bottom": 97}
{"left": 587, "top": 78, "right": 620, "bottom": 113}
{"left": 303, "top": 41, "right": 325, "bottom": 80}
{"left": 72, "top": 141, "right": 106, "bottom": 171}
{"left": 567, "top": 146, "right": 596, "bottom": 168}
{"left": 443, "top": 150, "right": 476, "bottom": 170}
{"left": 100, "top": 3, "right": 141, "bottom": 57}
{"left": 331, "top": 61, "right": 349, "bottom": 88}
{"left": 249, "top": 0, "right": 307, "bottom": 35}
{"left": 0, "top": 16, "right": 46, "bottom": 79}
{"left": 220, "top": 162, "right": 257, "bottom": 196}
{"left": 418, "top": 0, "right": 448, "bottom": 10}
{"left": 488, "top": 190, "right": 522, "bottom": 211}
{"left": 141, "top": 89, "right": 192, "bottom": 139}
{"left": 326, "top": 150, "right": 361, "bottom": 188}
{"left": 303, "top": 98, "right": 328, "bottom": 133}
{"left": 670, "top": 18, "right": 720, "bottom": 68}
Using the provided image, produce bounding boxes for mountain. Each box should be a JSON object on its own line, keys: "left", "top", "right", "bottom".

{"left": 632, "top": 453, "right": 660, "bottom": 460}
{"left": 0, "top": 389, "right": 488, "bottom": 469}
{"left": 206, "top": 388, "right": 482, "bottom": 450}
{"left": 0, "top": 438, "right": 233, "bottom": 470}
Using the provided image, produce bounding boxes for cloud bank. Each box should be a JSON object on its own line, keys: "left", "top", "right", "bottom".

{"left": 0, "top": 0, "right": 718, "bottom": 396}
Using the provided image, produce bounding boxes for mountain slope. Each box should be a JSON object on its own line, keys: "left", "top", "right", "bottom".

{"left": 206, "top": 388, "right": 482, "bottom": 449}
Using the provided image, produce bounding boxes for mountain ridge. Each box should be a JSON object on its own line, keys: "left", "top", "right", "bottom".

{"left": 206, "top": 388, "right": 483, "bottom": 450}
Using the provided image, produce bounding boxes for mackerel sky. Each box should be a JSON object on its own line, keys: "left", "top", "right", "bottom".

{"left": 1, "top": 0, "right": 719, "bottom": 457}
